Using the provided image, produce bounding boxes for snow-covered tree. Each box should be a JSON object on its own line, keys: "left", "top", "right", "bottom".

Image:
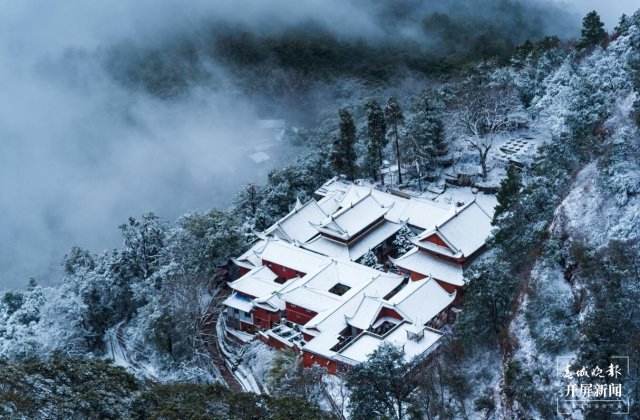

{"left": 119, "top": 213, "right": 167, "bottom": 280}
{"left": 331, "top": 108, "right": 357, "bottom": 180}
{"left": 455, "top": 258, "right": 517, "bottom": 345}
{"left": 346, "top": 342, "right": 418, "bottom": 420}
{"left": 364, "top": 99, "right": 388, "bottom": 182}
{"left": 405, "top": 91, "right": 447, "bottom": 173}
{"left": 171, "top": 209, "right": 248, "bottom": 278}
{"left": 578, "top": 10, "right": 607, "bottom": 49}
{"left": 268, "top": 350, "right": 326, "bottom": 406}
{"left": 384, "top": 97, "right": 405, "bottom": 184}
{"left": 359, "top": 250, "right": 383, "bottom": 270}
{"left": 231, "top": 183, "right": 263, "bottom": 227}
{"left": 450, "top": 77, "right": 523, "bottom": 180}
{"left": 494, "top": 163, "right": 522, "bottom": 220}
{"left": 0, "top": 278, "right": 46, "bottom": 360}
{"left": 255, "top": 147, "right": 333, "bottom": 230}
{"left": 392, "top": 224, "right": 414, "bottom": 256}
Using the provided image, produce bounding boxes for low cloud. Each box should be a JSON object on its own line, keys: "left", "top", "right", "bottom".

{"left": 0, "top": 0, "right": 599, "bottom": 290}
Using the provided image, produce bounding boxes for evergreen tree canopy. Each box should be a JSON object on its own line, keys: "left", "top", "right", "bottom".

{"left": 174, "top": 209, "right": 248, "bottom": 276}
{"left": 631, "top": 54, "right": 640, "bottom": 128}
{"left": 346, "top": 343, "right": 417, "bottom": 419}
{"left": 384, "top": 97, "right": 405, "bottom": 184}
{"left": 268, "top": 350, "right": 325, "bottom": 405}
{"left": 0, "top": 355, "right": 329, "bottom": 419}
{"left": 455, "top": 259, "right": 517, "bottom": 345}
{"left": 365, "top": 99, "right": 388, "bottom": 181}
{"left": 392, "top": 224, "right": 414, "bottom": 257}
{"left": 406, "top": 91, "right": 447, "bottom": 171}
{"left": 331, "top": 108, "right": 357, "bottom": 179}
{"left": 359, "top": 250, "right": 383, "bottom": 270}
{"left": 578, "top": 10, "right": 606, "bottom": 49}
{"left": 493, "top": 163, "right": 522, "bottom": 220}
{"left": 231, "top": 183, "right": 263, "bottom": 226}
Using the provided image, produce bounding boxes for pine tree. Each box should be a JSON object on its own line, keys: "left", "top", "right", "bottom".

{"left": 384, "top": 97, "right": 404, "bottom": 184}
{"left": 331, "top": 108, "right": 357, "bottom": 180}
{"left": 634, "top": 95, "right": 640, "bottom": 129}
{"left": 346, "top": 343, "right": 418, "bottom": 419}
{"left": 268, "top": 350, "right": 325, "bottom": 405}
{"left": 365, "top": 99, "right": 388, "bottom": 182}
{"left": 493, "top": 163, "right": 522, "bottom": 220}
{"left": 632, "top": 57, "right": 640, "bottom": 128}
{"left": 578, "top": 11, "right": 606, "bottom": 49}
{"left": 406, "top": 92, "right": 447, "bottom": 173}
{"left": 231, "top": 183, "right": 263, "bottom": 226}
{"left": 174, "top": 209, "right": 248, "bottom": 276}
{"left": 455, "top": 259, "right": 517, "bottom": 344}
{"left": 512, "top": 40, "right": 534, "bottom": 68}
{"left": 614, "top": 14, "right": 628, "bottom": 35}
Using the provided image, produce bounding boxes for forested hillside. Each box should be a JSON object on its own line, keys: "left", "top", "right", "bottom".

{"left": 412, "top": 12, "right": 640, "bottom": 418}
{"left": 2, "top": 5, "right": 640, "bottom": 419}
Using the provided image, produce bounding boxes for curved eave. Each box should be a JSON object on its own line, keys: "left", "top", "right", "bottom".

{"left": 231, "top": 258, "right": 256, "bottom": 269}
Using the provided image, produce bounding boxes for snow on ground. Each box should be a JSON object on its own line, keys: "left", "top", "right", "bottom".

{"left": 216, "top": 317, "right": 266, "bottom": 394}
{"left": 503, "top": 158, "right": 640, "bottom": 418}
{"left": 558, "top": 162, "right": 640, "bottom": 248}
{"left": 105, "top": 322, "right": 159, "bottom": 381}
{"left": 239, "top": 340, "right": 277, "bottom": 394}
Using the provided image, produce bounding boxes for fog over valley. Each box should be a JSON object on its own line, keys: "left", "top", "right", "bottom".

{"left": 0, "top": 0, "right": 634, "bottom": 290}
{"left": 0, "top": 0, "right": 288, "bottom": 290}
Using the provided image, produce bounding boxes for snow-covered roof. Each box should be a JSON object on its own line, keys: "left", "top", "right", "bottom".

{"left": 254, "top": 293, "right": 286, "bottom": 312}
{"left": 227, "top": 265, "right": 282, "bottom": 298}
{"left": 317, "top": 193, "right": 341, "bottom": 215}
{"left": 316, "top": 182, "right": 464, "bottom": 232}
{"left": 348, "top": 221, "right": 402, "bottom": 259}
{"left": 314, "top": 177, "right": 353, "bottom": 198}
{"left": 223, "top": 293, "right": 254, "bottom": 313}
{"left": 338, "top": 184, "right": 376, "bottom": 208}
{"left": 303, "top": 271, "right": 403, "bottom": 328}
{"left": 228, "top": 177, "right": 494, "bottom": 367}
{"left": 312, "top": 193, "right": 393, "bottom": 240}
{"left": 283, "top": 287, "right": 343, "bottom": 313}
{"left": 253, "top": 276, "right": 307, "bottom": 312}
{"left": 338, "top": 184, "right": 398, "bottom": 209}
{"left": 396, "top": 198, "right": 455, "bottom": 231}
{"left": 304, "top": 259, "right": 379, "bottom": 289}
{"left": 413, "top": 201, "right": 493, "bottom": 258}
{"left": 388, "top": 277, "right": 456, "bottom": 326}
{"left": 259, "top": 239, "right": 327, "bottom": 274}
{"left": 231, "top": 239, "right": 269, "bottom": 269}
{"left": 310, "top": 279, "right": 452, "bottom": 364}
{"left": 345, "top": 296, "right": 387, "bottom": 330}
{"left": 302, "top": 236, "right": 351, "bottom": 259}
{"left": 496, "top": 134, "right": 543, "bottom": 167}
{"left": 279, "top": 259, "right": 397, "bottom": 315}
{"left": 436, "top": 201, "right": 493, "bottom": 257}
{"left": 336, "top": 323, "right": 442, "bottom": 364}
{"left": 301, "top": 274, "right": 404, "bottom": 357}
{"left": 410, "top": 233, "right": 463, "bottom": 258}
{"left": 390, "top": 248, "right": 464, "bottom": 286}
{"left": 302, "top": 220, "right": 402, "bottom": 261}
{"left": 265, "top": 199, "right": 327, "bottom": 244}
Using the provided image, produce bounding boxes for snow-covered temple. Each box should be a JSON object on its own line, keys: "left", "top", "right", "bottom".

{"left": 223, "top": 177, "right": 495, "bottom": 373}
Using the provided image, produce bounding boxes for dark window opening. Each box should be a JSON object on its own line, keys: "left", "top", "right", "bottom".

{"left": 328, "top": 283, "right": 351, "bottom": 296}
